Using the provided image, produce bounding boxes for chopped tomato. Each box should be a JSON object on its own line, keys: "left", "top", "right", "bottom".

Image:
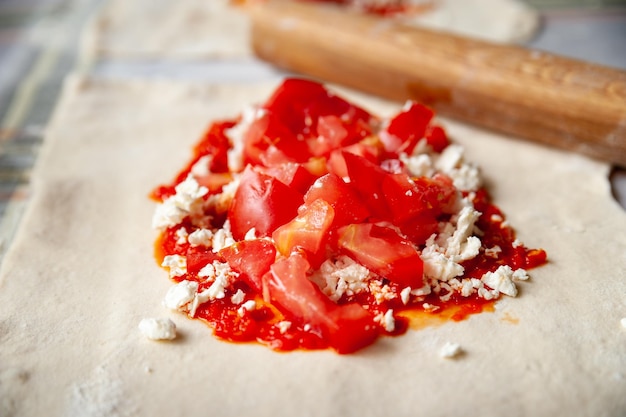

{"left": 337, "top": 223, "right": 424, "bottom": 288}
{"left": 424, "top": 124, "right": 450, "bottom": 153}
{"left": 259, "top": 162, "right": 317, "bottom": 195}
{"left": 228, "top": 166, "right": 303, "bottom": 240}
{"left": 341, "top": 151, "right": 392, "bottom": 220}
{"left": 219, "top": 239, "right": 277, "bottom": 294}
{"left": 303, "top": 173, "right": 370, "bottom": 228}
{"left": 186, "top": 251, "right": 220, "bottom": 276}
{"left": 380, "top": 102, "right": 434, "bottom": 154}
{"left": 262, "top": 253, "right": 378, "bottom": 353}
{"left": 272, "top": 199, "right": 335, "bottom": 267}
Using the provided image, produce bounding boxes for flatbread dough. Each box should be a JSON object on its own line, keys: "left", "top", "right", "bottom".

{"left": 83, "top": 0, "right": 539, "bottom": 60}
{"left": 1, "top": 77, "right": 625, "bottom": 417}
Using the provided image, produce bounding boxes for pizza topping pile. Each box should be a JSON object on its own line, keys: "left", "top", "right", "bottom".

{"left": 151, "top": 78, "right": 546, "bottom": 353}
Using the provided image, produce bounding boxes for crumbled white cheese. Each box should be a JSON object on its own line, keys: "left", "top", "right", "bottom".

{"left": 138, "top": 318, "right": 177, "bottom": 341}
{"left": 369, "top": 280, "right": 397, "bottom": 304}
{"left": 212, "top": 220, "right": 236, "bottom": 253}
{"left": 422, "top": 303, "right": 440, "bottom": 312}
{"left": 175, "top": 227, "right": 188, "bottom": 245}
{"left": 439, "top": 342, "right": 463, "bottom": 359}
{"left": 448, "top": 163, "right": 481, "bottom": 191}
{"left": 190, "top": 269, "right": 237, "bottom": 317}
{"left": 445, "top": 205, "right": 482, "bottom": 259}
{"left": 434, "top": 144, "right": 481, "bottom": 191}
{"left": 310, "top": 255, "right": 371, "bottom": 302}
{"left": 512, "top": 268, "right": 529, "bottom": 281}
{"left": 435, "top": 144, "right": 463, "bottom": 173}
{"left": 484, "top": 245, "right": 502, "bottom": 258}
{"left": 400, "top": 287, "right": 412, "bottom": 305}
{"left": 421, "top": 250, "right": 464, "bottom": 282}
{"left": 481, "top": 265, "right": 518, "bottom": 297}
{"left": 152, "top": 175, "right": 208, "bottom": 230}
{"left": 161, "top": 255, "right": 187, "bottom": 278}
{"left": 230, "top": 289, "right": 246, "bottom": 305}
{"left": 237, "top": 300, "right": 257, "bottom": 317}
{"left": 188, "top": 228, "right": 213, "bottom": 247}
{"left": 277, "top": 321, "right": 292, "bottom": 334}
{"left": 225, "top": 107, "right": 265, "bottom": 172}
{"left": 383, "top": 309, "right": 395, "bottom": 332}
{"left": 400, "top": 152, "right": 434, "bottom": 178}
{"left": 163, "top": 280, "right": 198, "bottom": 311}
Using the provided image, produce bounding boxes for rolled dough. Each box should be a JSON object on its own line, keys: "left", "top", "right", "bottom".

{"left": 0, "top": 77, "right": 625, "bottom": 417}
{"left": 82, "top": 0, "right": 539, "bottom": 60}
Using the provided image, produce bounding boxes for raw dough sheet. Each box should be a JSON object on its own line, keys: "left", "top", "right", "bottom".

{"left": 82, "top": 0, "right": 539, "bottom": 60}
{"left": 0, "top": 77, "right": 625, "bottom": 417}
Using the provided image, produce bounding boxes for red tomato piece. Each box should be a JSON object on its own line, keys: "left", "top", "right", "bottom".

{"left": 219, "top": 239, "right": 277, "bottom": 294}
{"left": 341, "top": 151, "right": 391, "bottom": 220}
{"left": 424, "top": 124, "right": 450, "bottom": 153}
{"left": 259, "top": 162, "right": 317, "bottom": 195}
{"left": 337, "top": 223, "right": 424, "bottom": 288}
{"left": 380, "top": 101, "right": 434, "bottom": 154}
{"left": 263, "top": 78, "right": 373, "bottom": 145}
{"left": 303, "top": 173, "right": 370, "bottom": 228}
{"left": 309, "top": 114, "right": 349, "bottom": 157}
{"left": 262, "top": 253, "right": 378, "bottom": 354}
{"left": 228, "top": 166, "right": 303, "bottom": 240}
{"left": 272, "top": 199, "right": 335, "bottom": 267}
{"left": 244, "top": 112, "right": 310, "bottom": 165}
{"left": 186, "top": 251, "right": 220, "bottom": 276}
{"left": 381, "top": 173, "right": 431, "bottom": 224}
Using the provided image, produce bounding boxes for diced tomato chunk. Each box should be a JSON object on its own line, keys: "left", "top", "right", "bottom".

{"left": 186, "top": 251, "right": 220, "bottom": 276}
{"left": 303, "top": 173, "right": 370, "bottom": 228}
{"left": 424, "top": 124, "right": 450, "bottom": 153}
{"left": 381, "top": 101, "right": 434, "bottom": 154}
{"left": 262, "top": 253, "right": 378, "bottom": 353}
{"left": 272, "top": 199, "right": 335, "bottom": 267}
{"left": 259, "top": 162, "right": 317, "bottom": 195}
{"left": 337, "top": 223, "right": 423, "bottom": 288}
{"left": 228, "top": 166, "right": 303, "bottom": 240}
{"left": 219, "top": 239, "right": 277, "bottom": 294}
{"left": 341, "top": 151, "right": 391, "bottom": 220}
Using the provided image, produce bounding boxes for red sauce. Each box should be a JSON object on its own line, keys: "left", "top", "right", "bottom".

{"left": 152, "top": 78, "right": 547, "bottom": 353}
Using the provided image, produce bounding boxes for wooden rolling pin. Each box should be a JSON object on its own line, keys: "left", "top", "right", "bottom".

{"left": 249, "top": 0, "right": 626, "bottom": 166}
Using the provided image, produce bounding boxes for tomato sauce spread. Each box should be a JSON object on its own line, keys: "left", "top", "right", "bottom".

{"left": 151, "top": 78, "right": 547, "bottom": 354}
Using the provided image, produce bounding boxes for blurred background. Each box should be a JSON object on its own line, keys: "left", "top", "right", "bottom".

{"left": 0, "top": 0, "right": 624, "bottom": 262}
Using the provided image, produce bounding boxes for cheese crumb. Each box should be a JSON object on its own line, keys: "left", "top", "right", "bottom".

{"left": 212, "top": 220, "right": 236, "bottom": 252}
{"left": 163, "top": 280, "right": 198, "bottom": 311}
{"left": 152, "top": 175, "right": 208, "bottom": 230}
{"left": 230, "top": 289, "right": 245, "bottom": 305}
{"left": 374, "top": 309, "right": 395, "bottom": 332}
{"left": 237, "top": 300, "right": 257, "bottom": 316}
{"left": 481, "top": 265, "right": 518, "bottom": 297}
{"left": 277, "top": 321, "right": 292, "bottom": 334}
{"left": 161, "top": 255, "right": 187, "bottom": 278}
{"left": 400, "top": 287, "right": 411, "bottom": 305}
{"left": 188, "top": 228, "right": 213, "bottom": 247}
{"left": 138, "top": 318, "right": 177, "bottom": 341}
{"left": 440, "top": 342, "right": 463, "bottom": 359}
